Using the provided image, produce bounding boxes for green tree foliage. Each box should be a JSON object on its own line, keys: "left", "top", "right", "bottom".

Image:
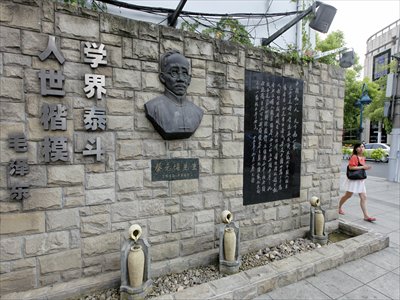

{"left": 364, "top": 76, "right": 392, "bottom": 133}
{"left": 316, "top": 30, "right": 344, "bottom": 50}
{"left": 343, "top": 73, "right": 392, "bottom": 134}
{"left": 315, "top": 30, "right": 362, "bottom": 73}
{"left": 203, "top": 17, "right": 252, "bottom": 46}
{"left": 181, "top": 21, "right": 199, "bottom": 33}
{"left": 343, "top": 69, "right": 363, "bottom": 130}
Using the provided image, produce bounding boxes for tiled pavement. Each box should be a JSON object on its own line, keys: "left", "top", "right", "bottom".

{"left": 255, "top": 175, "right": 400, "bottom": 300}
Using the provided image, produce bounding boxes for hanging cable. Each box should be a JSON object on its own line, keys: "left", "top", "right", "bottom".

{"left": 95, "top": 0, "right": 301, "bottom": 19}
{"left": 93, "top": 0, "right": 308, "bottom": 48}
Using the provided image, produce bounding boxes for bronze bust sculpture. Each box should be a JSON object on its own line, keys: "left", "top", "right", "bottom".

{"left": 144, "top": 50, "right": 203, "bottom": 140}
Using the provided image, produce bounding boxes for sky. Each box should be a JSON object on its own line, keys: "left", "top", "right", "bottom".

{"left": 322, "top": 0, "right": 400, "bottom": 59}
{"left": 114, "top": 0, "right": 399, "bottom": 60}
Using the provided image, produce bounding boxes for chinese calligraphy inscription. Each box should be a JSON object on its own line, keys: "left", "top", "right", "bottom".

{"left": 243, "top": 70, "right": 303, "bottom": 205}
{"left": 84, "top": 107, "right": 106, "bottom": 131}
{"left": 43, "top": 137, "right": 69, "bottom": 162}
{"left": 151, "top": 158, "right": 199, "bottom": 181}
{"left": 84, "top": 42, "right": 107, "bottom": 68}
{"left": 84, "top": 74, "right": 106, "bottom": 100}
{"left": 83, "top": 137, "right": 104, "bottom": 161}
{"left": 10, "top": 184, "right": 30, "bottom": 201}
{"left": 38, "top": 70, "right": 66, "bottom": 96}
{"left": 39, "top": 35, "right": 65, "bottom": 64}
{"left": 8, "top": 134, "right": 28, "bottom": 152}
{"left": 9, "top": 159, "right": 29, "bottom": 176}
{"left": 40, "top": 104, "right": 67, "bottom": 130}
{"left": 37, "top": 35, "right": 65, "bottom": 99}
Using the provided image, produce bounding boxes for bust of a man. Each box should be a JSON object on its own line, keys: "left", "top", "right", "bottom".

{"left": 144, "top": 50, "right": 203, "bottom": 140}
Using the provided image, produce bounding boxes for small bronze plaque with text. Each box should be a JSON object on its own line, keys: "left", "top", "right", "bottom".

{"left": 151, "top": 158, "right": 199, "bottom": 181}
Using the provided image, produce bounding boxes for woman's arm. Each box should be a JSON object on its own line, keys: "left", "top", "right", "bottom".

{"left": 348, "top": 156, "right": 371, "bottom": 170}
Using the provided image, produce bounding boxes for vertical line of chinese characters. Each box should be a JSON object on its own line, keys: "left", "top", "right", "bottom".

{"left": 38, "top": 35, "right": 69, "bottom": 163}
{"left": 82, "top": 42, "right": 108, "bottom": 161}
{"left": 8, "top": 134, "right": 30, "bottom": 200}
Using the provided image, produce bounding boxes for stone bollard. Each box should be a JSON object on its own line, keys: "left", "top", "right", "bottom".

{"left": 120, "top": 224, "right": 152, "bottom": 300}
{"left": 219, "top": 210, "right": 241, "bottom": 275}
{"left": 308, "top": 197, "right": 328, "bottom": 245}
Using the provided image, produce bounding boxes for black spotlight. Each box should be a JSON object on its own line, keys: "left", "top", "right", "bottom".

{"left": 309, "top": 3, "right": 337, "bottom": 33}
{"left": 339, "top": 50, "right": 355, "bottom": 68}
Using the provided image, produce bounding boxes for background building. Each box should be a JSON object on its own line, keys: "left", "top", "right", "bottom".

{"left": 363, "top": 19, "right": 400, "bottom": 144}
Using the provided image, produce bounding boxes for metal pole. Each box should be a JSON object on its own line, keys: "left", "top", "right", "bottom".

{"left": 388, "top": 57, "right": 400, "bottom": 182}
{"left": 168, "top": 0, "right": 188, "bottom": 27}
{"left": 262, "top": 1, "right": 320, "bottom": 46}
{"left": 359, "top": 104, "right": 363, "bottom": 141}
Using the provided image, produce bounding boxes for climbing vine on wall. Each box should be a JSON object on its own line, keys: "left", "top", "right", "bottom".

{"left": 182, "top": 17, "right": 252, "bottom": 46}
{"left": 59, "top": 0, "right": 106, "bottom": 11}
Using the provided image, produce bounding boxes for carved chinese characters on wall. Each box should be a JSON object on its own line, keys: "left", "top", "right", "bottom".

{"left": 40, "top": 104, "right": 67, "bottom": 130}
{"left": 37, "top": 36, "right": 107, "bottom": 162}
{"left": 84, "top": 42, "right": 107, "bottom": 68}
{"left": 83, "top": 137, "right": 104, "bottom": 162}
{"left": 82, "top": 42, "right": 107, "bottom": 161}
{"left": 38, "top": 36, "right": 69, "bottom": 163}
{"left": 151, "top": 159, "right": 199, "bottom": 181}
{"left": 84, "top": 107, "right": 106, "bottom": 131}
{"left": 8, "top": 134, "right": 30, "bottom": 200}
{"left": 243, "top": 70, "right": 303, "bottom": 205}
{"left": 38, "top": 35, "right": 65, "bottom": 96}
{"left": 8, "top": 134, "right": 28, "bottom": 153}
{"left": 6, "top": 36, "right": 109, "bottom": 200}
{"left": 9, "top": 159, "right": 29, "bottom": 176}
{"left": 84, "top": 42, "right": 107, "bottom": 100}
{"left": 84, "top": 74, "right": 106, "bottom": 100}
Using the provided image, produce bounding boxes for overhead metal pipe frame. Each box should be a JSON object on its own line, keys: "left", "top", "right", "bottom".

{"left": 168, "top": 0, "right": 188, "bottom": 27}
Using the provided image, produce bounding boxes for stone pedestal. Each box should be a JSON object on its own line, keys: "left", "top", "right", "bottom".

{"left": 219, "top": 221, "right": 241, "bottom": 274}
{"left": 120, "top": 280, "right": 152, "bottom": 300}
{"left": 309, "top": 207, "right": 328, "bottom": 245}
{"left": 120, "top": 238, "right": 152, "bottom": 300}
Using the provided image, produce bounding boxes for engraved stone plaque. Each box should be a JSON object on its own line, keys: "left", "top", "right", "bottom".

{"left": 151, "top": 158, "right": 199, "bottom": 181}
{"left": 243, "top": 70, "right": 303, "bottom": 205}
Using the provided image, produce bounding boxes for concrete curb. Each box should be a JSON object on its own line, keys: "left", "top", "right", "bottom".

{"left": 152, "top": 221, "right": 389, "bottom": 300}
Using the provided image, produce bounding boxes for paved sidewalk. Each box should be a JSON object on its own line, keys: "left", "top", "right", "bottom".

{"left": 255, "top": 175, "right": 400, "bottom": 300}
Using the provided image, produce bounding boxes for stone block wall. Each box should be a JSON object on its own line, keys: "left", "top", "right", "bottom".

{"left": 0, "top": 0, "right": 345, "bottom": 296}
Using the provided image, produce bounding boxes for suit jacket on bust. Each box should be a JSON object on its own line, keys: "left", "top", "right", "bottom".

{"left": 144, "top": 90, "right": 203, "bottom": 140}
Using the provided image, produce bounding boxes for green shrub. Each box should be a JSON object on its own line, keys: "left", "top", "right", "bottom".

{"left": 371, "top": 148, "right": 385, "bottom": 161}
{"left": 342, "top": 147, "right": 352, "bottom": 159}
{"left": 342, "top": 147, "right": 352, "bottom": 156}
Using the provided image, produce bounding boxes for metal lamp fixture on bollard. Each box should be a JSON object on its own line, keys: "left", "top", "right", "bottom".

{"left": 313, "top": 47, "right": 356, "bottom": 69}
{"left": 354, "top": 83, "right": 372, "bottom": 141}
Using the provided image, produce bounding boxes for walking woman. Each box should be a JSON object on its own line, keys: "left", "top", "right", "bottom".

{"left": 338, "top": 143, "right": 376, "bottom": 222}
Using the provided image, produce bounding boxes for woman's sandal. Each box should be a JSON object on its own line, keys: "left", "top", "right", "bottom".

{"left": 339, "top": 208, "right": 345, "bottom": 215}
{"left": 364, "top": 217, "right": 376, "bottom": 222}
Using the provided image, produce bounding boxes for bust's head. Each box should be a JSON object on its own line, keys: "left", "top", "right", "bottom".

{"left": 159, "top": 50, "right": 191, "bottom": 96}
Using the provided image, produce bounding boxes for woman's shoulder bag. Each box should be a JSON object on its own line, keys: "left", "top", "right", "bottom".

{"left": 346, "top": 155, "right": 367, "bottom": 180}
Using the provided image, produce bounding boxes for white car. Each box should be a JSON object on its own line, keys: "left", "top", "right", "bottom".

{"left": 364, "top": 143, "right": 390, "bottom": 163}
